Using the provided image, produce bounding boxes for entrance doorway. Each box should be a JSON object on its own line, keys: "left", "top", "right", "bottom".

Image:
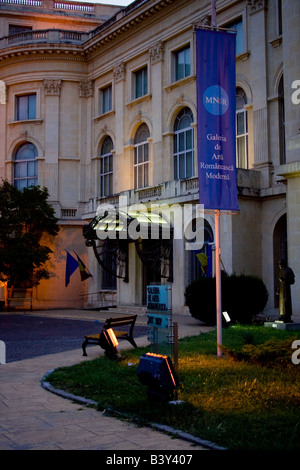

{"left": 187, "top": 219, "right": 214, "bottom": 283}
{"left": 142, "top": 261, "right": 161, "bottom": 305}
{"left": 135, "top": 239, "right": 173, "bottom": 305}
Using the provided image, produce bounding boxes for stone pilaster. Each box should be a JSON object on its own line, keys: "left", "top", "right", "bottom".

{"left": 43, "top": 79, "right": 61, "bottom": 200}
{"left": 278, "top": 162, "right": 300, "bottom": 320}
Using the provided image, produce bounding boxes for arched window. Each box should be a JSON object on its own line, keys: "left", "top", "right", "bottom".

{"left": 236, "top": 87, "right": 248, "bottom": 168}
{"left": 173, "top": 107, "right": 194, "bottom": 179}
{"left": 100, "top": 136, "right": 113, "bottom": 197}
{"left": 134, "top": 123, "right": 150, "bottom": 189}
{"left": 14, "top": 142, "right": 38, "bottom": 190}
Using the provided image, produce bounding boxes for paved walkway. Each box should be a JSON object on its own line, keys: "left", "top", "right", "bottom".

{"left": 0, "top": 309, "right": 215, "bottom": 451}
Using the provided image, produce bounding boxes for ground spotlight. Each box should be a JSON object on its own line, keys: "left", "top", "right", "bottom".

{"left": 137, "top": 352, "right": 178, "bottom": 401}
{"left": 99, "top": 328, "right": 120, "bottom": 360}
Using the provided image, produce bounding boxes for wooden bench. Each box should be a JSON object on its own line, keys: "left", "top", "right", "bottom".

{"left": 7, "top": 288, "right": 33, "bottom": 311}
{"left": 82, "top": 314, "right": 138, "bottom": 356}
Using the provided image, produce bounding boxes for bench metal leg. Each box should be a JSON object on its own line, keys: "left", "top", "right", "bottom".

{"left": 82, "top": 339, "right": 88, "bottom": 356}
{"left": 128, "top": 337, "right": 137, "bottom": 348}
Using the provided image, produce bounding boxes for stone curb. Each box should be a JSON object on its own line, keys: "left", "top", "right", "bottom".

{"left": 41, "top": 369, "right": 227, "bottom": 451}
{"left": 41, "top": 370, "right": 98, "bottom": 407}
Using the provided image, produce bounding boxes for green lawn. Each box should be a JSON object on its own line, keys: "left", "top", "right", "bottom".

{"left": 47, "top": 325, "right": 300, "bottom": 450}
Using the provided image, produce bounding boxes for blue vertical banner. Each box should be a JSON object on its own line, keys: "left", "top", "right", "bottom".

{"left": 196, "top": 28, "right": 239, "bottom": 211}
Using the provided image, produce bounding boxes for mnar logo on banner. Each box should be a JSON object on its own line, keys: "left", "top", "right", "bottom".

{"left": 196, "top": 27, "right": 239, "bottom": 212}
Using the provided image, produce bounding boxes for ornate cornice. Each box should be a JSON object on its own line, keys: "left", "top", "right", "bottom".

{"left": 83, "top": 0, "right": 176, "bottom": 54}
{"left": 0, "top": 0, "right": 177, "bottom": 62}
{"left": 0, "top": 46, "right": 86, "bottom": 64}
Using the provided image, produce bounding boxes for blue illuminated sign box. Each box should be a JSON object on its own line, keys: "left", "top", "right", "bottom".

{"left": 147, "top": 313, "right": 169, "bottom": 330}
{"left": 147, "top": 285, "right": 169, "bottom": 311}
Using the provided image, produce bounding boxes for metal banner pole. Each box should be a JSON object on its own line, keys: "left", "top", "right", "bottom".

{"left": 215, "top": 209, "right": 222, "bottom": 357}
{"left": 211, "top": 0, "right": 217, "bottom": 27}
{"left": 211, "top": 2, "right": 222, "bottom": 357}
{"left": 173, "top": 322, "right": 178, "bottom": 376}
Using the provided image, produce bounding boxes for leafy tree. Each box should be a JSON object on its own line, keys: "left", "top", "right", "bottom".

{"left": 0, "top": 180, "right": 59, "bottom": 293}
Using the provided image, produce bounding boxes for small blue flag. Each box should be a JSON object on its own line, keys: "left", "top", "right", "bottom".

{"left": 65, "top": 250, "right": 79, "bottom": 287}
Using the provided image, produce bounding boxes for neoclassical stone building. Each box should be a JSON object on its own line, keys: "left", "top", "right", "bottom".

{"left": 0, "top": 0, "right": 299, "bottom": 321}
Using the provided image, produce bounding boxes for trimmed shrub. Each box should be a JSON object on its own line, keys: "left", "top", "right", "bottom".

{"left": 185, "top": 274, "right": 268, "bottom": 325}
{"left": 185, "top": 276, "right": 216, "bottom": 324}
{"left": 220, "top": 337, "right": 297, "bottom": 367}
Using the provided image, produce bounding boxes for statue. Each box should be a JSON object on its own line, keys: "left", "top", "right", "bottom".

{"left": 278, "top": 260, "right": 295, "bottom": 323}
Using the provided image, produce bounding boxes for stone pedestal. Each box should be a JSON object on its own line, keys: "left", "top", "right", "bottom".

{"left": 264, "top": 321, "right": 300, "bottom": 331}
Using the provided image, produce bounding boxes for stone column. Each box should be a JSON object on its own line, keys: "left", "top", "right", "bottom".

{"left": 0, "top": 81, "right": 7, "bottom": 180}
{"left": 278, "top": 163, "right": 300, "bottom": 321}
{"left": 43, "top": 79, "right": 61, "bottom": 202}
{"left": 149, "top": 40, "right": 164, "bottom": 185}
{"left": 276, "top": 0, "right": 300, "bottom": 321}
{"left": 113, "top": 62, "right": 125, "bottom": 154}
{"left": 281, "top": 0, "right": 300, "bottom": 163}
{"left": 113, "top": 62, "right": 126, "bottom": 193}
{"left": 248, "top": 1, "right": 272, "bottom": 186}
{"left": 78, "top": 80, "right": 94, "bottom": 205}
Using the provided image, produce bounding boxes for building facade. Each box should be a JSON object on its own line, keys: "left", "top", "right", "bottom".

{"left": 0, "top": 0, "right": 299, "bottom": 320}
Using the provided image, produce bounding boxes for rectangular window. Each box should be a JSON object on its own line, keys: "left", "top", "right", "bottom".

{"left": 226, "top": 19, "right": 243, "bottom": 55}
{"left": 174, "top": 46, "right": 190, "bottom": 81}
{"left": 173, "top": 128, "right": 194, "bottom": 179}
{"left": 100, "top": 85, "right": 112, "bottom": 114}
{"left": 100, "top": 154, "right": 113, "bottom": 197}
{"left": 236, "top": 110, "right": 248, "bottom": 168}
{"left": 16, "top": 94, "right": 36, "bottom": 120}
{"left": 134, "top": 67, "right": 147, "bottom": 99}
{"left": 134, "top": 142, "right": 149, "bottom": 188}
{"left": 14, "top": 161, "right": 38, "bottom": 190}
{"left": 9, "top": 25, "right": 32, "bottom": 36}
